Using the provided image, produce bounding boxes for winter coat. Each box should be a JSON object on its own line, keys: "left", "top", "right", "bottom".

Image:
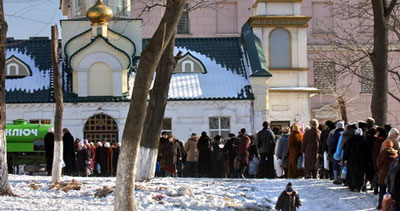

{"left": 320, "top": 127, "right": 334, "bottom": 154}
{"left": 95, "top": 146, "right": 102, "bottom": 166}
{"left": 288, "top": 132, "right": 304, "bottom": 178}
{"left": 185, "top": 137, "right": 199, "bottom": 162}
{"left": 277, "top": 133, "right": 289, "bottom": 160}
{"left": 256, "top": 128, "right": 276, "bottom": 154}
{"left": 248, "top": 142, "right": 259, "bottom": 160}
{"left": 377, "top": 147, "right": 398, "bottom": 185}
{"left": 76, "top": 147, "right": 89, "bottom": 172}
{"left": 223, "top": 137, "right": 240, "bottom": 174}
{"left": 386, "top": 157, "right": 400, "bottom": 195}
{"left": 211, "top": 142, "right": 225, "bottom": 177}
{"left": 158, "top": 137, "right": 169, "bottom": 168}
{"left": 101, "top": 147, "right": 113, "bottom": 175}
{"left": 333, "top": 135, "right": 344, "bottom": 161}
{"left": 44, "top": 132, "right": 54, "bottom": 174}
{"left": 275, "top": 191, "right": 301, "bottom": 211}
{"left": 392, "top": 164, "right": 400, "bottom": 202}
{"left": 343, "top": 135, "right": 368, "bottom": 190}
{"left": 197, "top": 135, "right": 212, "bottom": 175}
{"left": 301, "top": 128, "right": 321, "bottom": 170}
{"left": 176, "top": 140, "right": 184, "bottom": 171}
{"left": 162, "top": 140, "right": 179, "bottom": 166}
{"left": 328, "top": 128, "right": 344, "bottom": 157}
{"left": 112, "top": 147, "right": 120, "bottom": 172}
{"left": 62, "top": 132, "right": 76, "bottom": 173}
{"left": 236, "top": 134, "right": 251, "bottom": 164}
{"left": 373, "top": 137, "right": 385, "bottom": 171}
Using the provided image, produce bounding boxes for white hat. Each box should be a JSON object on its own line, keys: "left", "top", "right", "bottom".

{"left": 48, "top": 128, "right": 54, "bottom": 133}
{"left": 389, "top": 128, "right": 399, "bottom": 137}
{"left": 355, "top": 128, "right": 363, "bottom": 136}
{"left": 104, "top": 142, "right": 111, "bottom": 148}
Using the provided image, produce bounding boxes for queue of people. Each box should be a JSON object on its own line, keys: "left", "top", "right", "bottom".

{"left": 44, "top": 128, "right": 120, "bottom": 177}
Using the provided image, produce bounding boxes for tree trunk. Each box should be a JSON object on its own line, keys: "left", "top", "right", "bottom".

{"left": 0, "top": 0, "right": 13, "bottom": 196}
{"left": 114, "top": 1, "right": 186, "bottom": 210}
{"left": 50, "top": 25, "right": 64, "bottom": 183}
{"left": 135, "top": 33, "right": 181, "bottom": 182}
{"left": 337, "top": 96, "right": 348, "bottom": 123}
{"left": 370, "top": 0, "right": 394, "bottom": 126}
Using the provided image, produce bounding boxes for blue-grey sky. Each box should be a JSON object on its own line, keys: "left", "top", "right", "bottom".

{"left": 4, "top": 0, "right": 65, "bottom": 39}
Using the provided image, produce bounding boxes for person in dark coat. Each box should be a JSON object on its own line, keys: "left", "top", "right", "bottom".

{"left": 376, "top": 141, "right": 398, "bottom": 209}
{"left": 223, "top": 133, "right": 240, "bottom": 177}
{"left": 197, "top": 131, "right": 212, "bottom": 177}
{"left": 44, "top": 128, "right": 55, "bottom": 176}
{"left": 75, "top": 141, "right": 89, "bottom": 177}
{"left": 162, "top": 136, "right": 180, "bottom": 177}
{"left": 343, "top": 128, "right": 368, "bottom": 192}
{"left": 256, "top": 121, "right": 276, "bottom": 178}
{"left": 391, "top": 162, "right": 400, "bottom": 211}
{"left": 301, "top": 119, "right": 321, "bottom": 179}
{"left": 275, "top": 182, "right": 301, "bottom": 211}
{"left": 101, "top": 142, "right": 113, "bottom": 176}
{"left": 236, "top": 128, "right": 250, "bottom": 178}
{"left": 248, "top": 135, "right": 259, "bottom": 178}
{"left": 111, "top": 143, "right": 120, "bottom": 176}
{"left": 175, "top": 139, "right": 185, "bottom": 177}
{"left": 94, "top": 142, "right": 102, "bottom": 176}
{"left": 62, "top": 128, "right": 76, "bottom": 176}
{"left": 277, "top": 127, "right": 290, "bottom": 178}
{"left": 211, "top": 135, "right": 225, "bottom": 178}
{"left": 157, "top": 132, "right": 169, "bottom": 177}
{"left": 320, "top": 121, "right": 335, "bottom": 179}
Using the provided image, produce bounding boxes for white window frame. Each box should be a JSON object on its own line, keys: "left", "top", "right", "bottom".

{"left": 7, "top": 63, "right": 19, "bottom": 76}
{"left": 209, "top": 117, "right": 230, "bottom": 136}
{"left": 116, "top": 0, "right": 128, "bottom": 16}
{"left": 182, "top": 60, "right": 194, "bottom": 72}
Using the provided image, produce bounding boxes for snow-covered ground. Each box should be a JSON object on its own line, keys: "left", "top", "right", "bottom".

{"left": 1, "top": 175, "right": 378, "bottom": 210}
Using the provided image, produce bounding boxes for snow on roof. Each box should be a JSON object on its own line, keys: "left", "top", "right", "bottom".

{"left": 168, "top": 47, "right": 251, "bottom": 100}
{"left": 5, "top": 49, "right": 50, "bottom": 93}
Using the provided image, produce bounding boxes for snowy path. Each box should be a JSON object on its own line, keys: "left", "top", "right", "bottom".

{"left": 0, "top": 175, "right": 378, "bottom": 210}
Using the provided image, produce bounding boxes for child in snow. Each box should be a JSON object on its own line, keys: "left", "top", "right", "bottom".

{"left": 275, "top": 182, "right": 301, "bottom": 211}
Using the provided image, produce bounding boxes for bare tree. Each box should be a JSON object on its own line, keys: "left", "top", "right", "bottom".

{"left": 311, "top": 0, "right": 400, "bottom": 126}
{"left": 114, "top": 0, "right": 187, "bottom": 210}
{"left": 50, "top": 25, "right": 64, "bottom": 183}
{"left": 135, "top": 33, "right": 182, "bottom": 182}
{"left": 0, "top": 0, "right": 14, "bottom": 196}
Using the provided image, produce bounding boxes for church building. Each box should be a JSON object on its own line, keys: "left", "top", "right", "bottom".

{"left": 5, "top": 0, "right": 317, "bottom": 142}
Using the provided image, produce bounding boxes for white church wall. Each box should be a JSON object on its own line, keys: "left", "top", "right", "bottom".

{"left": 268, "top": 92, "right": 311, "bottom": 125}
{"left": 6, "top": 100, "right": 253, "bottom": 143}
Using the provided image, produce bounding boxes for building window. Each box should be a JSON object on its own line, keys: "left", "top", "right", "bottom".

{"left": 209, "top": 117, "right": 230, "bottom": 139}
{"left": 5, "top": 56, "right": 32, "bottom": 78}
{"left": 7, "top": 64, "right": 19, "bottom": 76}
{"left": 75, "top": 0, "right": 86, "bottom": 16}
{"left": 269, "top": 29, "right": 291, "bottom": 68}
{"left": 29, "top": 119, "right": 51, "bottom": 124}
{"left": 161, "top": 118, "right": 172, "bottom": 134}
{"left": 116, "top": 0, "right": 127, "bottom": 16}
{"left": 360, "top": 64, "right": 373, "bottom": 93}
{"left": 174, "top": 53, "right": 207, "bottom": 74}
{"left": 314, "top": 62, "right": 336, "bottom": 92}
{"left": 312, "top": 2, "right": 334, "bottom": 34}
{"left": 216, "top": 2, "right": 238, "bottom": 34}
{"left": 177, "top": 4, "right": 190, "bottom": 34}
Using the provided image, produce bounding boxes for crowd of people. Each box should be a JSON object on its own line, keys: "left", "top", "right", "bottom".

{"left": 156, "top": 118, "right": 400, "bottom": 210}
{"left": 44, "top": 128, "right": 120, "bottom": 177}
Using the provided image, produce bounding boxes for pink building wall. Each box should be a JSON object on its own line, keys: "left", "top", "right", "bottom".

{"left": 133, "top": 0, "right": 400, "bottom": 127}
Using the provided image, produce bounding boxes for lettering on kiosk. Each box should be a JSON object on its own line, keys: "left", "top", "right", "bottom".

{"left": 5, "top": 129, "right": 38, "bottom": 137}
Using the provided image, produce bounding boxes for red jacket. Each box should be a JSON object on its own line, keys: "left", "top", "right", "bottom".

{"left": 237, "top": 134, "right": 250, "bottom": 164}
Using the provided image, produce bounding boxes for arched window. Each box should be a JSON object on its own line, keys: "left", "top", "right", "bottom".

{"left": 182, "top": 60, "right": 194, "bottom": 72}
{"left": 269, "top": 28, "right": 291, "bottom": 68}
{"left": 7, "top": 64, "right": 19, "bottom": 76}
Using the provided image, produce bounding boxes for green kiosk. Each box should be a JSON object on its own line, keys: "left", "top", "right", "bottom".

{"left": 6, "top": 119, "right": 53, "bottom": 174}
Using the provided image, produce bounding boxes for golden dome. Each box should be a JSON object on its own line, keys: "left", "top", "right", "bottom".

{"left": 86, "top": 0, "right": 113, "bottom": 25}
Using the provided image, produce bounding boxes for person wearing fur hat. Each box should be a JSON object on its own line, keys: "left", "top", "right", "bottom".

{"left": 75, "top": 141, "right": 89, "bottom": 177}
{"left": 302, "top": 119, "right": 321, "bottom": 179}
{"left": 328, "top": 121, "right": 345, "bottom": 184}
{"left": 101, "top": 142, "right": 113, "bottom": 176}
{"left": 184, "top": 133, "right": 199, "bottom": 177}
{"left": 376, "top": 140, "right": 398, "bottom": 209}
{"left": 381, "top": 128, "right": 400, "bottom": 152}
{"left": 275, "top": 182, "right": 301, "bottom": 211}
{"left": 44, "top": 128, "right": 55, "bottom": 176}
